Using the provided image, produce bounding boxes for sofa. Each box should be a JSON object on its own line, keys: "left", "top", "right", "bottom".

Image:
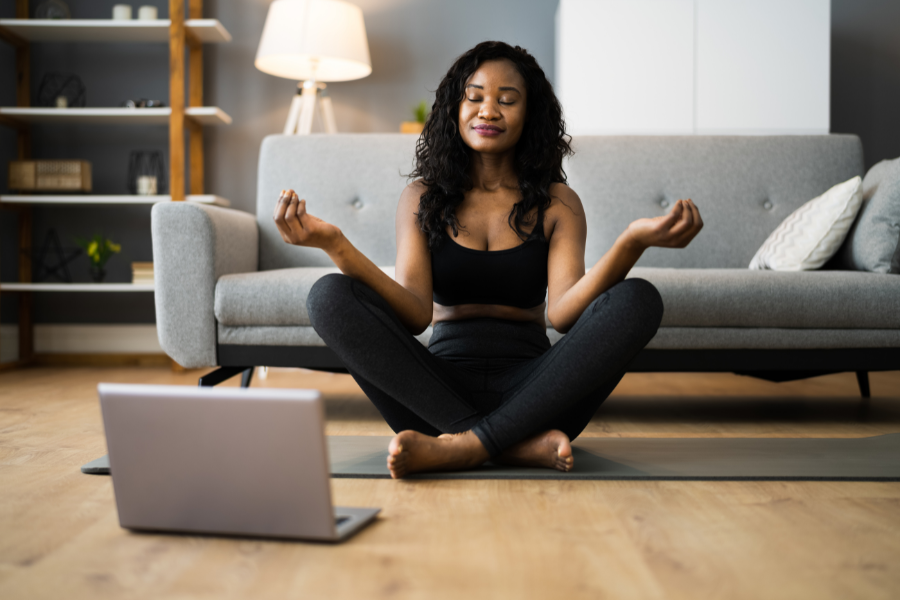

{"left": 151, "top": 134, "right": 900, "bottom": 393}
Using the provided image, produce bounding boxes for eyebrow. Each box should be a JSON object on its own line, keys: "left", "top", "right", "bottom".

{"left": 465, "top": 84, "right": 522, "bottom": 93}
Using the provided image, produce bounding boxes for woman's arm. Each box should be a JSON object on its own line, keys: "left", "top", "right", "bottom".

{"left": 273, "top": 185, "right": 433, "bottom": 334}
{"left": 546, "top": 187, "right": 702, "bottom": 333}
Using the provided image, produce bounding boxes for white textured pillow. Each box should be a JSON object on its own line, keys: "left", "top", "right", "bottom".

{"left": 749, "top": 176, "right": 863, "bottom": 271}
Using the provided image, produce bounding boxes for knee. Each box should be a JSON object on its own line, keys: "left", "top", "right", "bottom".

{"left": 307, "top": 273, "right": 354, "bottom": 326}
{"left": 619, "top": 278, "right": 664, "bottom": 332}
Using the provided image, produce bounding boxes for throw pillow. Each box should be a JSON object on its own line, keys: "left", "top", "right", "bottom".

{"left": 831, "top": 156, "right": 900, "bottom": 274}
{"left": 749, "top": 176, "right": 863, "bottom": 271}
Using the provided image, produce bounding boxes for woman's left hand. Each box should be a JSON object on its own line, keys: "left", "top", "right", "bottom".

{"left": 624, "top": 199, "right": 703, "bottom": 251}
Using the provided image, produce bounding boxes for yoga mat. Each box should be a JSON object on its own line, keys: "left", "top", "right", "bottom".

{"left": 82, "top": 433, "right": 900, "bottom": 481}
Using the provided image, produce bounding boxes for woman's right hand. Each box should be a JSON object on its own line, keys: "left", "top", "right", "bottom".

{"left": 273, "top": 189, "right": 343, "bottom": 253}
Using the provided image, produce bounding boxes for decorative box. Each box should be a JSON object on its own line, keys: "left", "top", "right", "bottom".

{"left": 9, "top": 160, "right": 93, "bottom": 192}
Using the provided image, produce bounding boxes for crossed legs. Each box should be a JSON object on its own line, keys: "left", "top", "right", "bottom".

{"left": 308, "top": 274, "right": 663, "bottom": 477}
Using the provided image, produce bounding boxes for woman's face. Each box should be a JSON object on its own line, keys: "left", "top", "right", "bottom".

{"left": 457, "top": 59, "right": 527, "bottom": 154}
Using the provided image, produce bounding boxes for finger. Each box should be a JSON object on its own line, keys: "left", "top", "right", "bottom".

{"left": 675, "top": 200, "right": 702, "bottom": 246}
{"left": 668, "top": 200, "right": 694, "bottom": 237}
{"left": 273, "top": 189, "right": 289, "bottom": 223}
{"left": 273, "top": 190, "right": 294, "bottom": 242}
{"left": 687, "top": 199, "right": 703, "bottom": 230}
{"left": 657, "top": 201, "right": 682, "bottom": 228}
{"left": 283, "top": 193, "right": 303, "bottom": 236}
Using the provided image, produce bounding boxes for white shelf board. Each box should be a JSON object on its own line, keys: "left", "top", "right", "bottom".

{"left": 0, "top": 106, "right": 232, "bottom": 126}
{"left": 0, "top": 194, "right": 231, "bottom": 206}
{"left": 0, "top": 283, "right": 154, "bottom": 292}
{"left": 0, "top": 19, "right": 232, "bottom": 43}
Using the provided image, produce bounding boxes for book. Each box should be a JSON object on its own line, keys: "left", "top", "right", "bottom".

{"left": 132, "top": 262, "right": 154, "bottom": 285}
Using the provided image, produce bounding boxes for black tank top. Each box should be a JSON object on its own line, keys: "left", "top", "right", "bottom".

{"left": 431, "top": 232, "right": 549, "bottom": 309}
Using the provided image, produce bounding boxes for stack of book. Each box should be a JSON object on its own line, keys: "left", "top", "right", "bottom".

{"left": 132, "top": 262, "right": 154, "bottom": 285}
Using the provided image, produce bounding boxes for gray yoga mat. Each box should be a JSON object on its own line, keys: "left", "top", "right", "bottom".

{"left": 82, "top": 433, "right": 900, "bottom": 481}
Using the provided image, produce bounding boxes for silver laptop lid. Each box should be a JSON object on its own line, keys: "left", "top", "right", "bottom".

{"left": 98, "top": 384, "right": 337, "bottom": 540}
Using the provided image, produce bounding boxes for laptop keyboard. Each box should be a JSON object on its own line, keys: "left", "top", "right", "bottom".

{"left": 335, "top": 516, "right": 350, "bottom": 526}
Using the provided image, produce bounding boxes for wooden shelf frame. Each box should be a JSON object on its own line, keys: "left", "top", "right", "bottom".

{"left": 0, "top": 0, "right": 227, "bottom": 366}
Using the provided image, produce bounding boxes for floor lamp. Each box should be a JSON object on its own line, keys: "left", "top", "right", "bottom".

{"left": 255, "top": 0, "right": 372, "bottom": 135}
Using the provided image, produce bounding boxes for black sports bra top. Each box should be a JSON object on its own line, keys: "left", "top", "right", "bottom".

{"left": 431, "top": 233, "right": 549, "bottom": 309}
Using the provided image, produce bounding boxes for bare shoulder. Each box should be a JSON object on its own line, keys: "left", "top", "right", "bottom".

{"left": 548, "top": 182, "right": 583, "bottom": 213}
{"left": 399, "top": 179, "right": 428, "bottom": 210}
{"left": 397, "top": 180, "right": 427, "bottom": 230}
{"left": 547, "top": 183, "right": 586, "bottom": 231}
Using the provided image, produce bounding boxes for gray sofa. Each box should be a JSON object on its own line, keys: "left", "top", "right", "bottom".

{"left": 151, "top": 134, "right": 900, "bottom": 392}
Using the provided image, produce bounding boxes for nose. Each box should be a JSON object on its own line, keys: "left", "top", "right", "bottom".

{"left": 478, "top": 100, "right": 500, "bottom": 120}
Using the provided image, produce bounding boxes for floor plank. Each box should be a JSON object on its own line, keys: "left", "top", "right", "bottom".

{"left": 0, "top": 366, "right": 899, "bottom": 599}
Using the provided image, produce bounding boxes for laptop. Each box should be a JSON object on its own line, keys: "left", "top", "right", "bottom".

{"left": 98, "top": 383, "right": 380, "bottom": 542}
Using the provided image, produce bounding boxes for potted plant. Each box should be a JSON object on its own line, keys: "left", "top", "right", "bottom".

{"left": 400, "top": 100, "right": 429, "bottom": 134}
{"left": 76, "top": 234, "right": 121, "bottom": 282}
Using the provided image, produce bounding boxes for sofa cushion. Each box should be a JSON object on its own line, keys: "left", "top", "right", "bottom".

{"left": 254, "top": 135, "right": 864, "bottom": 272}
{"left": 832, "top": 156, "right": 900, "bottom": 274}
{"left": 566, "top": 135, "right": 864, "bottom": 269}
{"left": 216, "top": 266, "right": 900, "bottom": 331}
{"left": 748, "top": 176, "right": 863, "bottom": 271}
{"left": 217, "top": 324, "right": 900, "bottom": 351}
{"left": 215, "top": 266, "right": 395, "bottom": 327}
{"left": 631, "top": 267, "right": 900, "bottom": 329}
{"left": 256, "top": 135, "right": 417, "bottom": 271}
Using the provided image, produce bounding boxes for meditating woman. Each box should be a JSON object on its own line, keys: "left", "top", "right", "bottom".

{"left": 273, "top": 41, "right": 703, "bottom": 479}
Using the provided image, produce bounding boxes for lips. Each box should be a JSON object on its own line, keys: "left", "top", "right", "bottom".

{"left": 473, "top": 124, "right": 504, "bottom": 136}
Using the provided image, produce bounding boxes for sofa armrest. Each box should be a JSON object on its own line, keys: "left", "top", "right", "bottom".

{"left": 151, "top": 202, "right": 259, "bottom": 368}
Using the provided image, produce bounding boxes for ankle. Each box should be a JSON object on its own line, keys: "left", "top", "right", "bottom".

{"left": 452, "top": 430, "right": 490, "bottom": 463}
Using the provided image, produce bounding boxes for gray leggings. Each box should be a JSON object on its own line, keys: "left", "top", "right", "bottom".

{"left": 307, "top": 274, "right": 663, "bottom": 457}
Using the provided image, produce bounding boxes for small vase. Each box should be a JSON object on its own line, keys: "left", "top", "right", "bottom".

{"left": 89, "top": 265, "right": 106, "bottom": 283}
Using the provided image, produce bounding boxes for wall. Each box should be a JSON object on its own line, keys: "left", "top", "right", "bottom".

{"left": 831, "top": 0, "right": 900, "bottom": 168}
{"left": 2, "top": 0, "right": 900, "bottom": 330}
{"left": 0, "top": 0, "right": 557, "bottom": 327}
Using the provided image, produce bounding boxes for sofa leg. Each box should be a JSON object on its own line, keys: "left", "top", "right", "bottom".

{"left": 198, "top": 366, "right": 253, "bottom": 387}
{"left": 855, "top": 371, "right": 871, "bottom": 399}
{"left": 241, "top": 367, "right": 255, "bottom": 388}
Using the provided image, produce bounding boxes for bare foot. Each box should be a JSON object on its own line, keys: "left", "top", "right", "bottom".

{"left": 387, "top": 430, "right": 489, "bottom": 479}
{"left": 494, "top": 430, "right": 573, "bottom": 472}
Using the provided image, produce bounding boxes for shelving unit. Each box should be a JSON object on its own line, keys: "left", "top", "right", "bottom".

{"left": 0, "top": 194, "right": 230, "bottom": 205}
{"left": 0, "top": 0, "right": 232, "bottom": 369}
{"left": 0, "top": 283, "right": 154, "bottom": 292}
{"left": 0, "top": 106, "right": 232, "bottom": 125}
{"left": 0, "top": 18, "right": 231, "bottom": 43}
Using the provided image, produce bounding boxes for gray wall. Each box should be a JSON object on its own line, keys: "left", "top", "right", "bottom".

{"left": 831, "top": 0, "right": 900, "bottom": 169}
{"left": 2, "top": 0, "right": 900, "bottom": 325}
{"left": 0, "top": 0, "right": 557, "bottom": 324}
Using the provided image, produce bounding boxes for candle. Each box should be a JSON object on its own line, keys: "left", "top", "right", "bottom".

{"left": 136, "top": 175, "right": 158, "bottom": 195}
{"left": 137, "top": 6, "right": 158, "bottom": 20}
{"left": 112, "top": 4, "right": 132, "bottom": 20}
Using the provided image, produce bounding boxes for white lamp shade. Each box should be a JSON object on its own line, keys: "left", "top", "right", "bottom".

{"left": 255, "top": 0, "right": 372, "bottom": 82}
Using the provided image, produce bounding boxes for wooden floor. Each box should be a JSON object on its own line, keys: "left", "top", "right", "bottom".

{"left": 1, "top": 366, "right": 899, "bottom": 599}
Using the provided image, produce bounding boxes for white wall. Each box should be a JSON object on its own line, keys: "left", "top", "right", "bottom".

{"left": 695, "top": 0, "right": 830, "bottom": 134}
{"left": 557, "top": 0, "right": 695, "bottom": 135}
{"left": 557, "top": 0, "right": 830, "bottom": 135}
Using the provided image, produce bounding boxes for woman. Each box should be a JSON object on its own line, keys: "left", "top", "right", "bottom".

{"left": 273, "top": 42, "right": 702, "bottom": 479}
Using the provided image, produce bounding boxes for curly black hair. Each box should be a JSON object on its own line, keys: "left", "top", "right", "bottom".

{"left": 410, "top": 41, "right": 573, "bottom": 249}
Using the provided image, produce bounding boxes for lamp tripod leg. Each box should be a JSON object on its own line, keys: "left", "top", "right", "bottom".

{"left": 297, "top": 84, "right": 317, "bottom": 135}
{"left": 283, "top": 92, "right": 304, "bottom": 135}
{"left": 319, "top": 96, "right": 337, "bottom": 134}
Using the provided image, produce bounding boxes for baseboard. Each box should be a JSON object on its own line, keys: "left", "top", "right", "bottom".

{"left": 1, "top": 324, "right": 164, "bottom": 363}
{"left": 32, "top": 353, "right": 171, "bottom": 367}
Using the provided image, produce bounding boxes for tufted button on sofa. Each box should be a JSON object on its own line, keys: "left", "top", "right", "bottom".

{"left": 151, "top": 134, "right": 900, "bottom": 392}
